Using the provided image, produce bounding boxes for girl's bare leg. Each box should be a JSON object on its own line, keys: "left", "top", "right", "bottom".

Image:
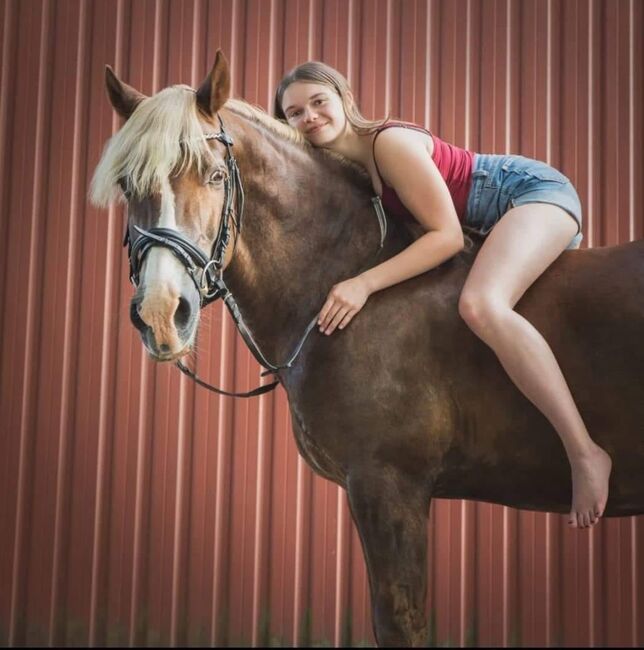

{"left": 458, "top": 204, "right": 612, "bottom": 528}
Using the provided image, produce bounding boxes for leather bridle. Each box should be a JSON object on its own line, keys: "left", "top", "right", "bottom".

{"left": 123, "top": 113, "right": 388, "bottom": 398}
{"left": 126, "top": 115, "right": 242, "bottom": 307}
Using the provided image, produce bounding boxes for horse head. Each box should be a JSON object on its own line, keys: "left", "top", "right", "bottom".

{"left": 90, "top": 52, "right": 253, "bottom": 361}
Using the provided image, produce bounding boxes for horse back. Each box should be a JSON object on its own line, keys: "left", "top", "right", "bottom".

{"left": 284, "top": 239, "right": 644, "bottom": 516}
{"left": 436, "top": 239, "right": 644, "bottom": 515}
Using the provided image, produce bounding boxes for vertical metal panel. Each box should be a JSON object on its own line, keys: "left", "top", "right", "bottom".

{"left": 0, "top": 0, "right": 643, "bottom": 646}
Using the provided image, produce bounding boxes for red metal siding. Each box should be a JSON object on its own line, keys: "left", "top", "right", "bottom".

{"left": 0, "top": 0, "right": 643, "bottom": 646}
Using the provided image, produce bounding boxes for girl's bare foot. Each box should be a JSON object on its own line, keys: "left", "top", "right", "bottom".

{"left": 569, "top": 444, "right": 612, "bottom": 528}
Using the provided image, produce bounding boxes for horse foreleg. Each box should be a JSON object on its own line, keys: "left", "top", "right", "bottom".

{"left": 347, "top": 469, "right": 431, "bottom": 647}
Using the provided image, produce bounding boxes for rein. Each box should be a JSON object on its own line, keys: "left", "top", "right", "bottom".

{"left": 125, "top": 114, "right": 388, "bottom": 398}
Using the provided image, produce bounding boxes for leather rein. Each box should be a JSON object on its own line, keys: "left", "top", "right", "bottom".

{"left": 124, "top": 114, "right": 389, "bottom": 398}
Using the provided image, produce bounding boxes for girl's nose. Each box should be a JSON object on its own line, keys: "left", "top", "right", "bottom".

{"left": 303, "top": 107, "right": 317, "bottom": 122}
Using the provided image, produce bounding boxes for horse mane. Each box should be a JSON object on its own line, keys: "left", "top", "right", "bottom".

{"left": 225, "top": 98, "right": 306, "bottom": 145}
{"left": 90, "top": 86, "right": 369, "bottom": 208}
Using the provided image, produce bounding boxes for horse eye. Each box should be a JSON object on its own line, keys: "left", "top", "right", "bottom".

{"left": 118, "top": 178, "right": 132, "bottom": 200}
{"left": 208, "top": 169, "right": 226, "bottom": 185}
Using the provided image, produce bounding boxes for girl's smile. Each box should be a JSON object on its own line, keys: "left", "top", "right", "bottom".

{"left": 306, "top": 122, "right": 327, "bottom": 135}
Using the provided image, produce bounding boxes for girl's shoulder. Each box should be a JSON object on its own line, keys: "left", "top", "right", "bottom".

{"left": 374, "top": 120, "right": 431, "bottom": 139}
{"left": 372, "top": 121, "right": 434, "bottom": 164}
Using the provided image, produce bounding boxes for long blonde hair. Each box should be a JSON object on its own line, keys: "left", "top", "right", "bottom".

{"left": 273, "top": 61, "right": 388, "bottom": 135}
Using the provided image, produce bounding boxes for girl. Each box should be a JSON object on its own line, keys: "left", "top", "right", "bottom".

{"left": 274, "top": 62, "right": 611, "bottom": 529}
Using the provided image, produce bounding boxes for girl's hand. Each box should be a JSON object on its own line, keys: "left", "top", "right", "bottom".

{"left": 318, "top": 276, "right": 371, "bottom": 335}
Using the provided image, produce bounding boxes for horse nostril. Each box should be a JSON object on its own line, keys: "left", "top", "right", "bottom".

{"left": 174, "top": 296, "right": 193, "bottom": 330}
{"left": 159, "top": 343, "right": 170, "bottom": 353}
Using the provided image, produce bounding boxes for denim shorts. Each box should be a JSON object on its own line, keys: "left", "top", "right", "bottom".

{"left": 465, "top": 154, "right": 583, "bottom": 249}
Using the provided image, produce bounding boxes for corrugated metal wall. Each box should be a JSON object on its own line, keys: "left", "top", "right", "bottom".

{"left": 1, "top": 0, "right": 643, "bottom": 646}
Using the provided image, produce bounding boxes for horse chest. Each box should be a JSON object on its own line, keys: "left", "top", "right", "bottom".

{"left": 288, "top": 403, "right": 347, "bottom": 486}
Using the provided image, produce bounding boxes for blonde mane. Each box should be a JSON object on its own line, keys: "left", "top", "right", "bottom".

{"left": 225, "top": 98, "right": 306, "bottom": 146}
{"left": 90, "top": 86, "right": 310, "bottom": 208}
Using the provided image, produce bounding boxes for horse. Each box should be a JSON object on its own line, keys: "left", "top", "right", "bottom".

{"left": 90, "top": 51, "right": 644, "bottom": 647}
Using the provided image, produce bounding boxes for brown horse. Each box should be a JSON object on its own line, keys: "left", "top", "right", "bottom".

{"left": 90, "top": 52, "right": 644, "bottom": 647}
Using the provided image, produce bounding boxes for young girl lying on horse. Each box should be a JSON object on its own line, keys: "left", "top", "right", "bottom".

{"left": 274, "top": 61, "right": 612, "bottom": 530}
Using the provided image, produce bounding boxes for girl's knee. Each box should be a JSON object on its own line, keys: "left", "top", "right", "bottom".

{"left": 458, "top": 291, "right": 507, "bottom": 336}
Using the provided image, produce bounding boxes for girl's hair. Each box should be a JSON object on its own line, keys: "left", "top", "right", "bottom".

{"left": 273, "top": 61, "right": 388, "bottom": 135}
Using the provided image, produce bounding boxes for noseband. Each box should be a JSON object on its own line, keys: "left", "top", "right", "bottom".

{"left": 123, "top": 113, "right": 388, "bottom": 398}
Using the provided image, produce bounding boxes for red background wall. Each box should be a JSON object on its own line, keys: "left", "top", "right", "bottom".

{"left": 1, "top": 0, "right": 643, "bottom": 646}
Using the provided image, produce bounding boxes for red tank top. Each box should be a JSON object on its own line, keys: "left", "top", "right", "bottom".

{"left": 373, "top": 122, "right": 474, "bottom": 223}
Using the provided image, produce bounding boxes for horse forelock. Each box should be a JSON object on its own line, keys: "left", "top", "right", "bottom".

{"left": 90, "top": 85, "right": 211, "bottom": 207}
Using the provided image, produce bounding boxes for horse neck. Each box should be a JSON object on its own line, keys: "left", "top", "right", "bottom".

{"left": 221, "top": 114, "right": 405, "bottom": 360}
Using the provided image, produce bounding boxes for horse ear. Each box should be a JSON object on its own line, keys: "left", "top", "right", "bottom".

{"left": 105, "top": 65, "right": 146, "bottom": 120}
{"left": 196, "top": 50, "right": 231, "bottom": 117}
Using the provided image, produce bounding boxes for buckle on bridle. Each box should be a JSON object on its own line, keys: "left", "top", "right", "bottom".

{"left": 200, "top": 260, "right": 224, "bottom": 300}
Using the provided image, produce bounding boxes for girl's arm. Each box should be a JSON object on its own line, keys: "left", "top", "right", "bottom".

{"left": 361, "top": 127, "right": 465, "bottom": 292}
{"left": 318, "top": 127, "right": 465, "bottom": 334}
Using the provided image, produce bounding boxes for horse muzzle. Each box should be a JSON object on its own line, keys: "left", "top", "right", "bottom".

{"left": 130, "top": 288, "right": 200, "bottom": 361}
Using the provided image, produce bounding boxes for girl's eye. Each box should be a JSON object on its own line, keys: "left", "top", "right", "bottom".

{"left": 208, "top": 169, "right": 226, "bottom": 184}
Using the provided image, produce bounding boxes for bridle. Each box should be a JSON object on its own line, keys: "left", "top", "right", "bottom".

{"left": 124, "top": 113, "right": 388, "bottom": 398}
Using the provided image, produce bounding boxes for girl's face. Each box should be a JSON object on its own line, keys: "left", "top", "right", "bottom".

{"left": 281, "top": 81, "right": 348, "bottom": 147}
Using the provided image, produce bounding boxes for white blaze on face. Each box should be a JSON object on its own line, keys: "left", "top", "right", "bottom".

{"left": 140, "top": 179, "right": 186, "bottom": 292}
{"left": 138, "top": 179, "right": 192, "bottom": 356}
